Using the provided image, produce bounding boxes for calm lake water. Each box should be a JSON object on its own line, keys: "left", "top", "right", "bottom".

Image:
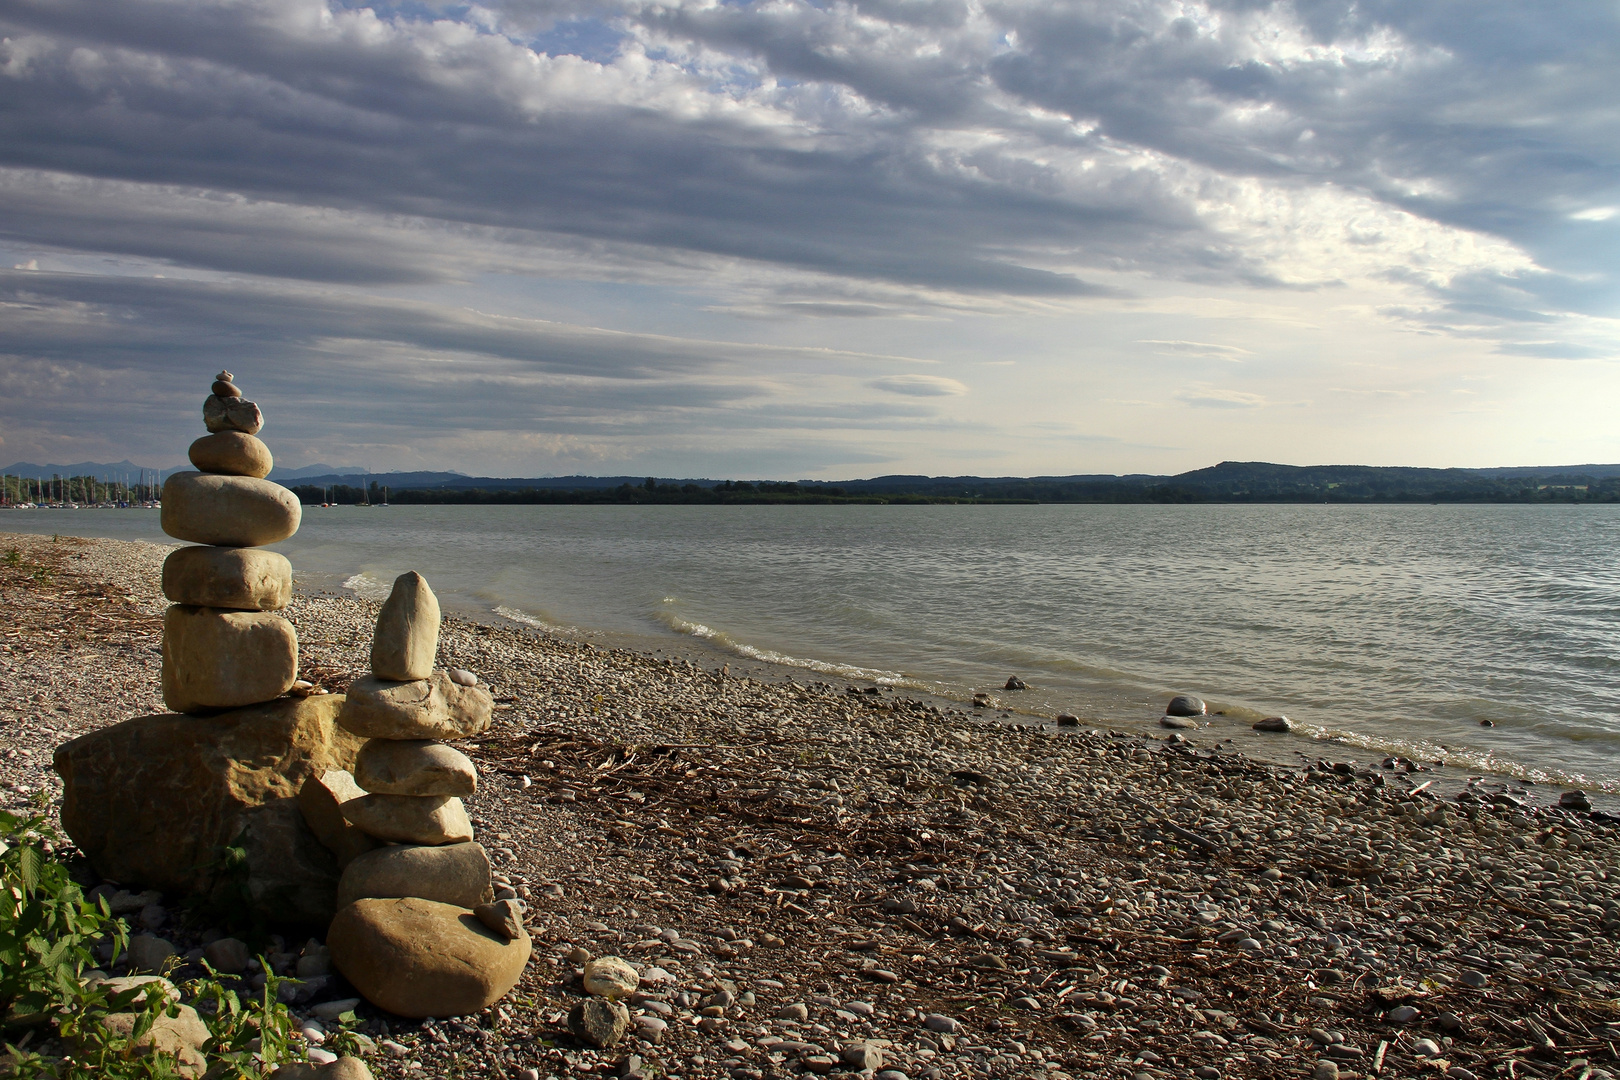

{"left": 10, "top": 502, "right": 1620, "bottom": 792}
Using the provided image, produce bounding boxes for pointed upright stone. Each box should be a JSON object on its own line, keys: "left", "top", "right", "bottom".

{"left": 371, "top": 572, "right": 440, "bottom": 681}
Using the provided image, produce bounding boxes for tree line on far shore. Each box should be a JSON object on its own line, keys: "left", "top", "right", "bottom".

{"left": 287, "top": 479, "right": 1030, "bottom": 506}
{"left": 288, "top": 471, "right": 1620, "bottom": 506}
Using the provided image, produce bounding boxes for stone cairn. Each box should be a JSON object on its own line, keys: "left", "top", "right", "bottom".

{"left": 160, "top": 371, "right": 302, "bottom": 713}
{"left": 55, "top": 372, "right": 529, "bottom": 1024}
{"left": 56, "top": 372, "right": 362, "bottom": 934}
{"left": 307, "top": 572, "right": 532, "bottom": 1019}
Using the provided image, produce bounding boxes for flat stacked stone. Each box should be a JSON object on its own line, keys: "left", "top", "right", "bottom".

{"left": 160, "top": 372, "right": 302, "bottom": 714}
{"left": 319, "top": 572, "right": 529, "bottom": 1018}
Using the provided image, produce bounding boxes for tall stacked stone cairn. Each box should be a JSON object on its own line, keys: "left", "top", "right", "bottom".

{"left": 160, "top": 372, "right": 301, "bottom": 714}
{"left": 317, "top": 572, "right": 532, "bottom": 1019}
{"left": 54, "top": 372, "right": 364, "bottom": 926}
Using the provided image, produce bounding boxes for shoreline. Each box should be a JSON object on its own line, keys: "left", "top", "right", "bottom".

{"left": 6, "top": 532, "right": 1620, "bottom": 1080}
{"left": 314, "top": 567, "right": 1609, "bottom": 816}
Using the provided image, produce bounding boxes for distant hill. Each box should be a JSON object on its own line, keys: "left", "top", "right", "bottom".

{"left": 265, "top": 463, "right": 370, "bottom": 481}
{"left": 0, "top": 460, "right": 183, "bottom": 482}
{"left": 279, "top": 461, "right": 1620, "bottom": 505}
{"left": 11, "top": 459, "right": 1620, "bottom": 504}
{"left": 278, "top": 470, "right": 474, "bottom": 489}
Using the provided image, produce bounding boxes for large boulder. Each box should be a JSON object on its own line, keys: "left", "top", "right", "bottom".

{"left": 161, "top": 472, "right": 300, "bottom": 547}
{"left": 336, "top": 842, "right": 492, "bottom": 909}
{"left": 53, "top": 695, "right": 362, "bottom": 897}
{"left": 353, "top": 739, "right": 476, "bottom": 796}
{"left": 161, "top": 605, "right": 298, "bottom": 714}
{"left": 371, "top": 572, "right": 440, "bottom": 682}
{"left": 327, "top": 897, "right": 531, "bottom": 1019}
{"left": 162, "top": 546, "right": 293, "bottom": 611}
{"left": 235, "top": 797, "right": 344, "bottom": 927}
{"left": 337, "top": 673, "right": 492, "bottom": 741}
{"left": 188, "top": 431, "right": 273, "bottom": 478}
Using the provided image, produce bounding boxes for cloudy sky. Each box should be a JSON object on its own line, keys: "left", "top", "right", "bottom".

{"left": 1, "top": 0, "right": 1616, "bottom": 478}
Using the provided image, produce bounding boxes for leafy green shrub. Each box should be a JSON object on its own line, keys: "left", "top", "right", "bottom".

{"left": 0, "top": 811, "right": 125, "bottom": 1029}
{"left": 0, "top": 815, "right": 364, "bottom": 1079}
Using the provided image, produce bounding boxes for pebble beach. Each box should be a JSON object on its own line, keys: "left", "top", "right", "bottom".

{"left": 4, "top": 531, "right": 1620, "bottom": 1080}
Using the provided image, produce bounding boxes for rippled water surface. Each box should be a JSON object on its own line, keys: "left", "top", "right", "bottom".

{"left": 12, "top": 502, "right": 1620, "bottom": 790}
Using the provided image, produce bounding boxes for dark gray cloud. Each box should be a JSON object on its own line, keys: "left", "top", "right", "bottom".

{"left": 1, "top": 0, "right": 1610, "bottom": 304}
{"left": 0, "top": 0, "right": 1613, "bottom": 475}
{"left": 0, "top": 267, "right": 965, "bottom": 470}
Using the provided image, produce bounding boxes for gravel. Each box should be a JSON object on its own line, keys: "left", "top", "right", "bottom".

{"left": 5, "top": 531, "right": 1620, "bottom": 1080}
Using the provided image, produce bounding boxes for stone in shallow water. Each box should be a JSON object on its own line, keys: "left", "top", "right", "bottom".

{"left": 370, "top": 572, "right": 441, "bottom": 682}
{"left": 161, "top": 605, "right": 297, "bottom": 714}
{"left": 353, "top": 739, "right": 476, "bottom": 797}
{"left": 327, "top": 896, "right": 530, "bottom": 1019}
{"left": 340, "top": 792, "right": 473, "bottom": 845}
{"left": 161, "top": 472, "right": 301, "bottom": 547}
{"left": 162, "top": 545, "right": 292, "bottom": 611}
{"left": 1159, "top": 715, "right": 1198, "bottom": 730}
{"left": 188, "top": 431, "right": 273, "bottom": 478}
{"left": 1253, "top": 716, "right": 1293, "bottom": 732}
{"left": 1166, "top": 695, "right": 1206, "bottom": 717}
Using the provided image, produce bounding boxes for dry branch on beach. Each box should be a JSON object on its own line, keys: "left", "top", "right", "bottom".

{"left": 3, "top": 531, "right": 1620, "bottom": 1080}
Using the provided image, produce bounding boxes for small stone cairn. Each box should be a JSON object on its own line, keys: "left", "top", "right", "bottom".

{"left": 313, "top": 572, "right": 532, "bottom": 1019}
{"left": 159, "top": 371, "right": 303, "bottom": 713}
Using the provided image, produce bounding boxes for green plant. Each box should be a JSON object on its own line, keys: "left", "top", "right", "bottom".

{"left": 2, "top": 550, "right": 20, "bottom": 568}
{"left": 180, "top": 960, "right": 303, "bottom": 1078}
{"left": 45, "top": 979, "right": 196, "bottom": 1078}
{"left": 0, "top": 811, "right": 126, "bottom": 1029}
{"left": 322, "top": 1007, "right": 368, "bottom": 1058}
{"left": 0, "top": 816, "right": 355, "bottom": 1079}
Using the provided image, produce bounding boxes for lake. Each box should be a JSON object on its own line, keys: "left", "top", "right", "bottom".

{"left": 9, "top": 501, "right": 1619, "bottom": 792}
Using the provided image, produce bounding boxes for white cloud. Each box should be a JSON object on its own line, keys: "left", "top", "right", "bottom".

{"left": 1175, "top": 385, "right": 1268, "bottom": 409}
{"left": 1138, "top": 339, "right": 1251, "bottom": 360}
{"left": 866, "top": 374, "right": 967, "bottom": 397}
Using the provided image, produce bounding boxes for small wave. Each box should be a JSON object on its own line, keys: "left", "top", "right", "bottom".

{"left": 1289, "top": 721, "right": 1618, "bottom": 794}
{"left": 653, "top": 610, "right": 919, "bottom": 687}
{"left": 341, "top": 572, "right": 391, "bottom": 600}
{"left": 493, "top": 605, "right": 561, "bottom": 630}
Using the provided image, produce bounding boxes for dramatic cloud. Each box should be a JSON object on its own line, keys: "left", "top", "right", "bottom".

{"left": 0, "top": 0, "right": 1615, "bottom": 475}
